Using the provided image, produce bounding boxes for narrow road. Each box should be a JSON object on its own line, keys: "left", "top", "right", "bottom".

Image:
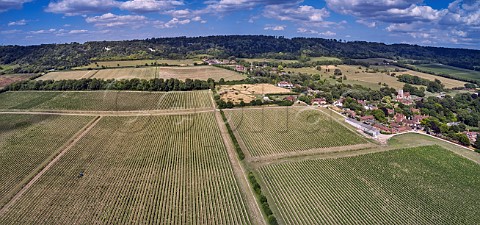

{"left": 0, "top": 116, "right": 102, "bottom": 216}
{"left": 208, "top": 90, "right": 265, "bottom": 225}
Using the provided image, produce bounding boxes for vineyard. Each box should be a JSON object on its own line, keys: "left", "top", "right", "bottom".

{"left": 0, "top": 91, "right": 213, "bottom": 111}
{"left": 224, "top": 107, "right": 366, "bottom": 157}
{"left": 258, "top": 145, "right": 480, "bottom": 224}
{"left": 0, "top": 115, "right": 93, "bottom": 206}
{"left": 0, "top": 113, "right": 252, "bottom": 224}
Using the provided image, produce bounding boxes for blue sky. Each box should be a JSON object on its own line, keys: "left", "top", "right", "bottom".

{"left": 0, "top": 0, "right": 479, "bottom": 49}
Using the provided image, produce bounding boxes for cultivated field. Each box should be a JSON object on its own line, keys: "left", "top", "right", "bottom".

{"left": 219, "top": 83, "right": 291, "bottom": 104}
{"left": 37, "top": 70, "right": 98, "bottom": 80}
{"left": 75, "top": 59, "right": 203, "bottom": 69}
{"left": 0, "top": 115, "right": 93, "bottom": 206}
{"left": 0, "top": 113, "right": 252, "bottom": 224}
{"left": 286, "top": 65, "right": 465, "bottom": 89}
{"left": 0, "top": 91, "right": 213, "bottom": 111}
{"left": 258, "top": 145, "right": 480, "bottom": 224}
{"left": 224, "top": 107, "right": 367, "bottom": 158}
{"left": 0, "top": 74, "right": 35, "bottom": 89}
{"left": 413, "top": 64, "right": 480, "bottom": 82}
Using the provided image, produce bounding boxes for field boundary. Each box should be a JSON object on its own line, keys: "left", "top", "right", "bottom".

{"left": 0, "top": 116, "right": 102, "bottom": 216}
{"left": 0, "top": 109, "right": 215, "bottom": 116}
{"left": 213, "top": 110, "right": 265, "bottom": 225}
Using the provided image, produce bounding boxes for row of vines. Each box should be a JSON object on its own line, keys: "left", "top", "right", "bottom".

{"left": 258, "top": 146, "right": 480, "bottom": 224}
{"left": 224, "top": 107, "right": 366, "bottom": 157}
{"left": 1, "top": 113, "right": 252, "bottom": 224}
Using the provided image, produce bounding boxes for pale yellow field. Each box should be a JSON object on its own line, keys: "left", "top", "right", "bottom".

{"left": 75, "top": 59, "right": 204, "bottom": 69}
{"left": 37, "top": 70, "right": 98, "bottom": 80}
{"left": 38, "top": 66, "right": 245, "bottom": 81}
{"left": 219, "top": 83, "right": 291, "bottom": 103}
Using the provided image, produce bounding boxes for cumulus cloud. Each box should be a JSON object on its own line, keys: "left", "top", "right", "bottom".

{"left": 0, "top": 0, "right": 31, "bottom": 12}
{"left": 264, "top": 4, "right": 331, "bottom": 26}
{"left": 297, "top": 27, "right": 318, "bottom": 34}
{"left": 69, "top": 29, "right": 89, "bottom": 34}
{"left": 200, "top": 0, "right": 294, "bottom": 14}
{"left": 264, "top": 25, "right": 286, "bottom": 31}
{"left": 120, "top": 0, "right": 183, "bottom": 13}
{"left": 46, "top": 0, "right": 119, "bottom": 15}
{"left": 8, "top": 19, "right": 27, "bottom": 26}
{"left": 86, "top": 13, "right": 147, "bottom": 27}
{"left": 152, "top": 17, "right": 190, "bottom": 28}
{"left": 319, "top": 31, "right": 336, "bottom": 36}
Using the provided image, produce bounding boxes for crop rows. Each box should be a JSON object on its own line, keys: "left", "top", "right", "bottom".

{"left": 0, "top": 90, "right": 213, "bottom": 111}
{"left": 0, "top": 114, "right": 93, "bottom": 206}
{"left": 258, "top": 146, "right": 480, "bottom": 224}
{"left": 0, "top": 113, "right": 251, "bottom": 224}
{"left": 224, "top": 107, "right": 366, "bottom": 157}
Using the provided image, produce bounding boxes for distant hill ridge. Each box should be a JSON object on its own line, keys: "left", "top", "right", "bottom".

{"left": 1, "top": 35, "right": 479, "bottom": 73}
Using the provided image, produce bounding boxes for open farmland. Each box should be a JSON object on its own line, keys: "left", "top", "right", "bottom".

{"left": 258, "top": 145, "right": 480, "bottom": 225}
{"left": 0, "top": 115, "right": 93, "bottom": 206}
{"left": 219, "top": 84, "right": 291, "bottom": 104}
{"left": 38, "top": 66, "right": 244, "bottom": 81}
{"left": 286, "top": 65, "right": 465, "bottom": 89}
{"left": 0, "top": 90, "right": 213, "bottom": 111}
{"left": 92, "top": 66, "right": 245, "bottom": 81}
{"left": 0, "top": 74, "right": 35, "bottom": 89}
{"left": 224, "top": 107, "right": 367, "bottom": 158}
{"left": 0, "top": 113, "right": 253, "bottom": 224}
{"left": 413, "top": 64, "right": 480, "bottom": 83}
{"left": 37, "top": 70, "right": 98, "bottom": 80}
{"left": 74, "top": 59, "right": 203, "bottom": 69}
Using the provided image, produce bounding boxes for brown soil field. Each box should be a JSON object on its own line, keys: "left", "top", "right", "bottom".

{"left": 0, "top": 74, "right": 35, "bottom": 89}
{"left": 37, "top": 70, "right": 97, "bottom": 81}
{"left": 219, "top": 84, "right": 291, "bottom": 104}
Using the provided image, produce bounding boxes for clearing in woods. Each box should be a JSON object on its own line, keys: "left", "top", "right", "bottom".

{"left": 0, "top": 90, "right": 213, "bottom": 111}
{"left": 0, "top": 113, "right": 253, "bottom": 224}
{"left": 257, "top": 145, "right": 480, "bottom": 224}
{"left": 0, "top": 115, "right": 93, "bottom": 207}
{"left": 38, "top": 66, "right": 245, "bottom": 81}
{"left": 223, "top": 107, "right": 367, "bottom": 158}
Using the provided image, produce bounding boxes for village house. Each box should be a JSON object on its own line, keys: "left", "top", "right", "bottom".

{"left": 334, "top": 98, "right": 344, "bottom": 107}
{"left": 394, "top": 113, "right": 406, "bottom": 124}
{"left": 311, "top": 98, "right": 327, "bottom": 106}
{"left": 464, "top": 131, "right": 478, "bottom": 143}
{"left": 345, "top": 118, "right": 380, "bottom": 137}
{"left": 283, "top": 95, "right": 297, "bottom": 102}
{"left": 345, "top": 109, "right": 356, "bottom": 118}
{"left": 360, "top": 115, "right": 375, "bottom": 122}
{"left": 277, "top": 81, "right": 294, "bottom": 89}
{"left": 235, "top": 65, "right": 246, "bottom": 72}
{"left": 386, "top": 108, "right": 395, "bottom": 115}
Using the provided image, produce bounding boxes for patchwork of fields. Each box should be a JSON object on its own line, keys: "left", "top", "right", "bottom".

{"left": 258, "top": 145, "right": 480, "bottom": 224}
{"left": 74, "top": 59, "right": 203, "bottom": 69}
{"left": 38, "top": 66, "right": 245, "bottom": 81}
{"left": 0, "top": 90, "right": 213, "bottom": 111}
{"left": 224, "top": 107, "right": 367, "bottom": 158}
{"left": 413, "top": 64, "right": 480, "bottom": 83}
{"left": 0, "top": 89, "right": 479, "bottom": 224}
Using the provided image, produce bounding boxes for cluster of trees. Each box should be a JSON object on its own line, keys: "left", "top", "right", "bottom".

{"left": 403, "top": 84, "right": 426, "bottom": 97}
{"left": 6, "top": 78, "right": 214, "bottom": 92}
{"left": 248, "top": 172, "right": 278, "bottom": 225}
{"left": 416, "top": 93, "right": 480, "bottom": 127}
{"left": 2, "top": 35, "right": 480, "bottom": 73}
{"left": 397, "top": 74, "right": 445, "bottom": 93}
{"left": 215, "top": 95, "right": 293, "bottom": 109}
{"left": 421, "top": 117, "right": 470, "bottom": 146}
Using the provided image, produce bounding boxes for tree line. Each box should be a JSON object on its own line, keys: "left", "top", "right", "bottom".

{"left": 5, "top": 78, "right": 215, "bottom": 92}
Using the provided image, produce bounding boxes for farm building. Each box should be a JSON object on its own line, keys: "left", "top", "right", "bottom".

{"left": 277, "top": 81, "right": 294, "bottom": 89}
{"left": 311, "top": 98, "right": 327, "bottom": 105}
{"left": 345, "top": 118, "right": 380, "bottom": 137}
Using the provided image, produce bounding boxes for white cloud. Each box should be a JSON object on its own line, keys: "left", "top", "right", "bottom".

{"left": 120, "top": 0, "right": 183, "bottom": 13}
{"left": 30, "top": 29, "right": 57, "bottom": 34}
{"left": 200, "top": 0, "right": 293, "bottom": 14}
{"left": 264, "top": 25, "right": 286, "bottom": 31}
{"left": 86, "top": 13, "right": 147, "bottom": 27}
{"left": 46, "top": 0, "right": 119, "bottom": 15}
{"left": 319, "top": 31, "right": 336, "bottom": 36}
{"left": 8, "top": 19, "right": 27, "bottom": 26}
{"left": 154, "top": 17, "right": 190, "bottom": 28}
{"left": 0, "top": 0, "right": 31, "bottom": 12}
{"left": 1, "top": 29, "right": 22, "bottom": 34}
{"left": 297, "top": 28, "right": 318, "bottom": 34}
{"left": 264, "top": 4, "right": 330, "bottom": 24}
{"left": 356, "top": 19, "right": 376, "bottom": 28}
{"left": 69, "top": 29, "right": 88, "bottom": 34}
